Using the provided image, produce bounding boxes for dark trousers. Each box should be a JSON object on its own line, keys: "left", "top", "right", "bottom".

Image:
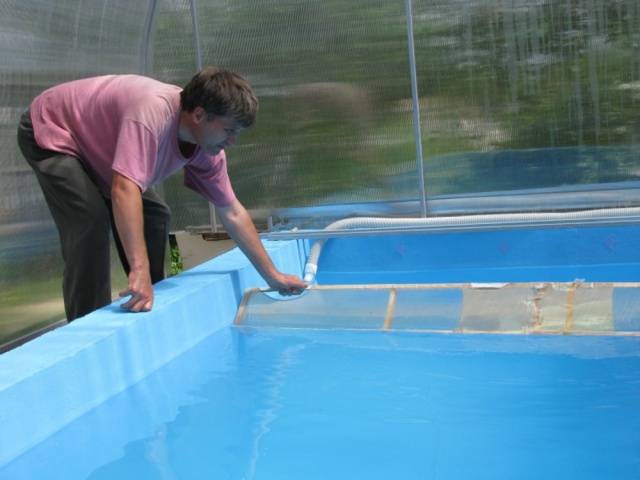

{"left": 17, "top": 110, "right": 170, "bottom": 321}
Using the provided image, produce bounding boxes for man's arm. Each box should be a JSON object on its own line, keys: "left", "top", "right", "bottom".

{"left": 217, "top": 199, "right": 307, "bottom": 294}
{"left": 111, "top": 172, "right": 153, "bottom": 311}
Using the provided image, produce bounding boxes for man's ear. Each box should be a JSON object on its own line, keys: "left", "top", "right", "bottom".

{"left": 193, "top": 106, "right": 207, "bottom": 124}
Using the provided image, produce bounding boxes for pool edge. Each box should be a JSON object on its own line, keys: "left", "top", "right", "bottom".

{"left": 0, "top": 239, "right": 306, "bottom": 467}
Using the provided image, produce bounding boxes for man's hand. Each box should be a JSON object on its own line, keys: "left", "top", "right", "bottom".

{"left": 267, "top": 272, "right": 308, "bottom": 296}
{"left": 119, "top": 268, "right": 153, "bottom": 312}
{"left": 217, "top": 199, "right": 308, "bottom": 296}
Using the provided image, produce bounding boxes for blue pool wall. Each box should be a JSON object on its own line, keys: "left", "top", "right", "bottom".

{"left": 1, "top": 223, "right": 639, "bottom": 468}
{"left": 0, "top": 239, "right": 309, "bottom": 468}
{"left": 318, "top": 225, "right": 640, "bottom": 284}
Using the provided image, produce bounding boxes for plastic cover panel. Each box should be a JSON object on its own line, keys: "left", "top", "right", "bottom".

{"left": 0, "top": 0, "right": 150, "bottom": 345}
{"left": 161, "top": 0, "right": 640, "bottom": 224}
{"left": 236, "top": 283, "right": 640, "bottom": 335}
{"left": 192, "top": 0, "right": 416, "bottom": 212}
{"left": 413, "top": 0, "right": 640, "bottom": 198}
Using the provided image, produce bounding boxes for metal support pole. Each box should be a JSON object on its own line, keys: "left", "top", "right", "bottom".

{"left": 404, "top": 0, "right": 428, "bottom": 218}
{"left": 141, "top": 0, "right": 158, "bottom": 76}
{"left": 141, "top": 0, "right": 162, "bottom": 200}
{"left": 189, "top": 0, "right": 203, "bottom": 71}
{"left": 189, "top": 0, "right": 219, "bottom": 232}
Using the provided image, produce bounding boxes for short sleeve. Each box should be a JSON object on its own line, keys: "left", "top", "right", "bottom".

{"left": 111, "top": 119, "right": 158, "bottom": 192}
{"left": 183, "top": 150, "right": 237, "bottom": 207}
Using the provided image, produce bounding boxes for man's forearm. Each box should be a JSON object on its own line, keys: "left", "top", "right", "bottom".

{"left": 111, "top": 173, "right": 149, "bottom": 272}
{"left": 219, "top": 201, "right": 278, "bottom": 281}
{"left": 111, "top": 172, "right": 154, "bottom": 311}
{"left": 218, "top": 199, "right": 307, "bottom": 294}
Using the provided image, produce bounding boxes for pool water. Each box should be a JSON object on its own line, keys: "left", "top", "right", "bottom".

{"left": 3, "top": 325, "right": 639, "bottom": 479}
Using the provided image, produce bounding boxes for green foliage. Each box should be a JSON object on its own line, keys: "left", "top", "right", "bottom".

{"left": 169, "top": 243, "right": 183, "bottom": 277}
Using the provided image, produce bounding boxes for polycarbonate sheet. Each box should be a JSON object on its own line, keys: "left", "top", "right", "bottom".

{"left": 393, "top": 289, "right": 462, "bottom": 330}
{"left": 238, "top": 288, "right": 391, "bottom": 330}
{"left": 236, "top": 283, "right": 640, "bottom": 335}
{"left": 413, "top": 0, "right": 640, "bottom": 199}
{"left": 0, "top": 0, "right": 150, "bottom": 346}
{"left": 192, "top": 0, "right": 417, "bottom": 212}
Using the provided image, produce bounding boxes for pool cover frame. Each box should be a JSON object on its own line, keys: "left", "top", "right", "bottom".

{"left": 235, "top": 282, "right": 640, "bottom": 335}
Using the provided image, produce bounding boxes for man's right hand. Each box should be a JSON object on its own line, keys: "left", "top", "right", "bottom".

{"left": 267, "top": 272, "right": 308, "bottom": 296}
{"left": 119, "top": 268, "right": 153, "bottom": 312}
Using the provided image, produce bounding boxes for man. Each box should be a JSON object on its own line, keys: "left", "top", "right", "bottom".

{"left": 17, "top": 66, "right": 306, "bottom": 321}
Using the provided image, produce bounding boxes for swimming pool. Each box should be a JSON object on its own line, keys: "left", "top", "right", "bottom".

{"left": 1, "top": 224, "right": 639, "bottom": 478}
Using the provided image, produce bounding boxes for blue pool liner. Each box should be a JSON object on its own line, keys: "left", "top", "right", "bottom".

{"left": 1, "top": 223, "right": 639, "bottom": 469}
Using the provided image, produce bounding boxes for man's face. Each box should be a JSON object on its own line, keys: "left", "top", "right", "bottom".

{"left": 195, "top": 113, "right": 244, "bottom": 156}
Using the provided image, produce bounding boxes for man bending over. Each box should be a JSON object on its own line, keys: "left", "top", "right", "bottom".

{"left": 18, "top": 66, "right": 306, "bottom": 321}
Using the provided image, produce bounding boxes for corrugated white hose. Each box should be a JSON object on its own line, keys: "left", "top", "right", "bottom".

{"left": 302, "top": 207, "right": 640, "bottom": 284}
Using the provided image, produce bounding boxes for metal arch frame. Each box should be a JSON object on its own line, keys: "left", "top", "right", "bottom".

{"left": 142, "top": 0, "right": 219, "bottom": 232}
{"left": 404, "top": 0, "right": 428, "bottom": 218}
{"left": 189, "top": 0, "right": 203, "bottom": 70}
{"left": 188, "top": 0, "right": 220, "bottom": 233}
{"left": 141, "top": 0, "right": 158, "bottom": 75}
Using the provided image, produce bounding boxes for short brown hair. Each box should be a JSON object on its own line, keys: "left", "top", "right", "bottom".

{"left": 180, "top": 66, "right": 258, "bottom": 127}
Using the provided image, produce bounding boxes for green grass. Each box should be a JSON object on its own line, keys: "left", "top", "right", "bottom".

{"left": 0, "top": 266, "right": 129, "bottom": 347}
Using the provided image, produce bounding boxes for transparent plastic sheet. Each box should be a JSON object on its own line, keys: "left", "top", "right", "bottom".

{"left": 235, "top": 283, "right": 640, "bottom": 335}
{"left": 412, "top": 0, "right": 640, "bottom": 198}
{"left": 176, "top": 0, "right": 640, "bottom": 225}
{"left": 195, "top": 0, "right": 415, "bottom": 213}
{"left": 0, "top": 0, "right": 151, "bottom": 345}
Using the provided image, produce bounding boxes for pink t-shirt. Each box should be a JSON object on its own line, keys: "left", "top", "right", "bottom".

{"left": 30, "top": 75, "right": 236, "bottom": 206}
